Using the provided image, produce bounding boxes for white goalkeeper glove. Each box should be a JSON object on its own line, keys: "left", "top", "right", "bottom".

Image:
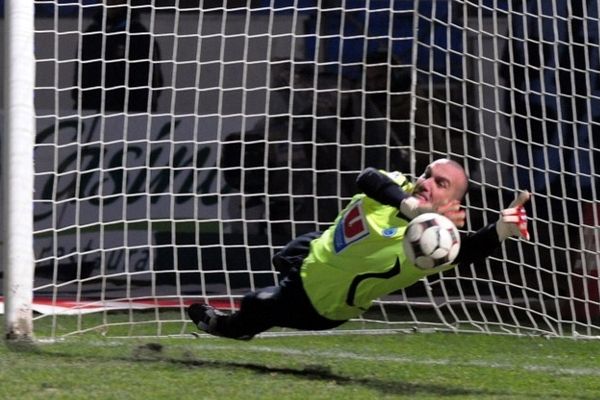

{"left": 399, "top": 196, "right": 434, "bottom": 220}
{"left": 496, "top": 191, "right": 531, "bottom": 241}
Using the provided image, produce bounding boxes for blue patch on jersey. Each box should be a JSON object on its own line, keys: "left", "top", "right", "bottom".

{"left": 333, "top": 222, "right": 348, "bottom": 252}
{"left": 382, "top": 227, "right": 398, "bottom": 237}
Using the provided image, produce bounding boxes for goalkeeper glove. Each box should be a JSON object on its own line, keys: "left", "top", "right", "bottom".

{"left": 399, "top": 196, "right": 434, "bottom": 220}
{"left": 496, "top": 191, "right": 531, "bottom": 241}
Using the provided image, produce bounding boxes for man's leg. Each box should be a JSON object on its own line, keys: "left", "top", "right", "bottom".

{"left": 271, "top": 231, "right": 322, "bottom": 274}
{"left": 188, "top": 287, "right": 278, "bottom": 340}
{"left": 188, "top": 268, "right": 345, "bottom": 339}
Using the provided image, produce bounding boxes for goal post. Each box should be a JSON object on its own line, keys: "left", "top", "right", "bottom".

{"left": 2, "top": 1, "right": 600, "bottom": 341}
{"left": 2, "top": 0, "right": 36, "bottom": 341}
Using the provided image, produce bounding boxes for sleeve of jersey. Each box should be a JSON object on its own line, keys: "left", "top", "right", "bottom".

{"left": 355, "top": 167, "right": 410, "bottom": 207}
{"left": 454, "top": 223, "right": 502, "bottom": 265}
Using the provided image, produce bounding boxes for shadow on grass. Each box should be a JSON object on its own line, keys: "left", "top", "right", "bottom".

{"left": 173, "top": 358, "right": 491, "bottom": 397}
{"left": 130, "top": 343, "right": 496, "bottom": 398}
{"left": 35, "top": 342, "right": 597, "bottom": 400}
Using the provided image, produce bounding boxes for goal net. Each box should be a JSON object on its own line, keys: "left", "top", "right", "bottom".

{"left": 2, "top": 0, "right": 600, "bottom": 339}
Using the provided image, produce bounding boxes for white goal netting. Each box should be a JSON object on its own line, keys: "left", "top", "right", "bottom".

{"left": 2, "top": 0, "right": 599, "bottom": 339}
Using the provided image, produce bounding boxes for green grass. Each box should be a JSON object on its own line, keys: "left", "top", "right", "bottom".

{"left": 2, "top": 326, "right": 600, "bottom": 400}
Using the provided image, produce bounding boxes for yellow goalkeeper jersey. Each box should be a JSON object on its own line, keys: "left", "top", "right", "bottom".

{"left": 299, "top": 171, "right": 456, "bottom": 321}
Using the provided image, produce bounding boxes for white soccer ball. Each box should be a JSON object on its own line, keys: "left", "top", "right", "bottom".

{"left": 403, "top": 213, "right": 461, "bottom": 269}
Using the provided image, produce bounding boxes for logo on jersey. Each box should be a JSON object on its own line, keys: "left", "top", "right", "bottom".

{"left": 382, "top": 227, "right": 398, "bottom": 237}
{"left": 333, "top": 201, "right": 370, "bottom": 253}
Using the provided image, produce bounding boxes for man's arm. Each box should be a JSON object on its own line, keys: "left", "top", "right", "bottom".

{"left": 355, "top": 167, "right": 410, "bottom": 206}
{"left": 356, "top": 167, "right": 467, "bottom": 226}
{"left": 355, "top": 167, "right": 433, "bottom": 220}
{"left": 455, "top": 191, "right": 531, "bottom": 265}
{"left": 454, "top": 223, "right": 500, "bottom": 265}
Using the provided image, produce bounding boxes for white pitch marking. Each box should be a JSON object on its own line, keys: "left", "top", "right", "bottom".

{"left": 189, "top": 343, "right": 600, "bottom": 377}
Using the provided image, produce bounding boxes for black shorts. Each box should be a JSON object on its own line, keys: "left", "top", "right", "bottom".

{"left": 268, "top": 231, "right": 346, "bottom": 330}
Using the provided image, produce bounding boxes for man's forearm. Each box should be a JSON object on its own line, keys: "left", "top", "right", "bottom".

{"left": 356, "top": 167, "right": 410, "bottom": 207}
{"left": 455, "top": 223, "right": 501, "bottom": 265}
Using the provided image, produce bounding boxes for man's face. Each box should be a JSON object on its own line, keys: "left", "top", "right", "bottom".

{"left": 412, "top": 160, "right": 467, "bottom": 208}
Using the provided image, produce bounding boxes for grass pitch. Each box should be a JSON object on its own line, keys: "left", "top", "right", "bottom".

{"left": 2, "top": 328, "right": 600, "bottom": 400}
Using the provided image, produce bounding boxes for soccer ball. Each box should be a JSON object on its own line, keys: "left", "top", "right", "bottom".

{"left": 403, "top": 213, "right": 461, "bottom": 269}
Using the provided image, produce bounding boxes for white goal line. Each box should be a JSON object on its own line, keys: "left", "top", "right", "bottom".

{"left": 189, "top": 343, "right": 600, "bottom": 378}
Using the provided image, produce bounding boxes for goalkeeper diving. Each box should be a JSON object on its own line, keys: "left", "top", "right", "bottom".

{"left": 188, "top": 159, "right": 530, "bottom": 339}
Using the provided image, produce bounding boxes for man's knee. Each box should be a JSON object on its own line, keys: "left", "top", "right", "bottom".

{"left": 271, "top": 251, "right": 293, "bottom": 274}
{"left": 241, "top": 286, "right": 279, "bottom": 314}
{"left": 272, "top": 231, "right": 321, "bottom": 273}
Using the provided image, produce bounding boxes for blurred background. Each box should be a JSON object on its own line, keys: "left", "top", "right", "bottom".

{"left": 1, "top": 0, "right": 599, "bottom": 327}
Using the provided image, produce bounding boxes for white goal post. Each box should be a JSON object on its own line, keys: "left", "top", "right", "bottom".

{"left": 2, "top": 0, "right": 36, "bottom": 341}
{"left": 2, "top": 0, "right": 600, "bottom": 341}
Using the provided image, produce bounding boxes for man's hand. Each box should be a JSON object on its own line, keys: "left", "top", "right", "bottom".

{"left": 400, "top": 198, "right": 466, "bottom": 228}
{"left": 496, "top": 191, "right": 531, "bottom": 241}
{"left": 399, "top": 197, "right": 434, "bottom": 220}
{"left": 437, "top": 200, "right": 466, "bottom": 228}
